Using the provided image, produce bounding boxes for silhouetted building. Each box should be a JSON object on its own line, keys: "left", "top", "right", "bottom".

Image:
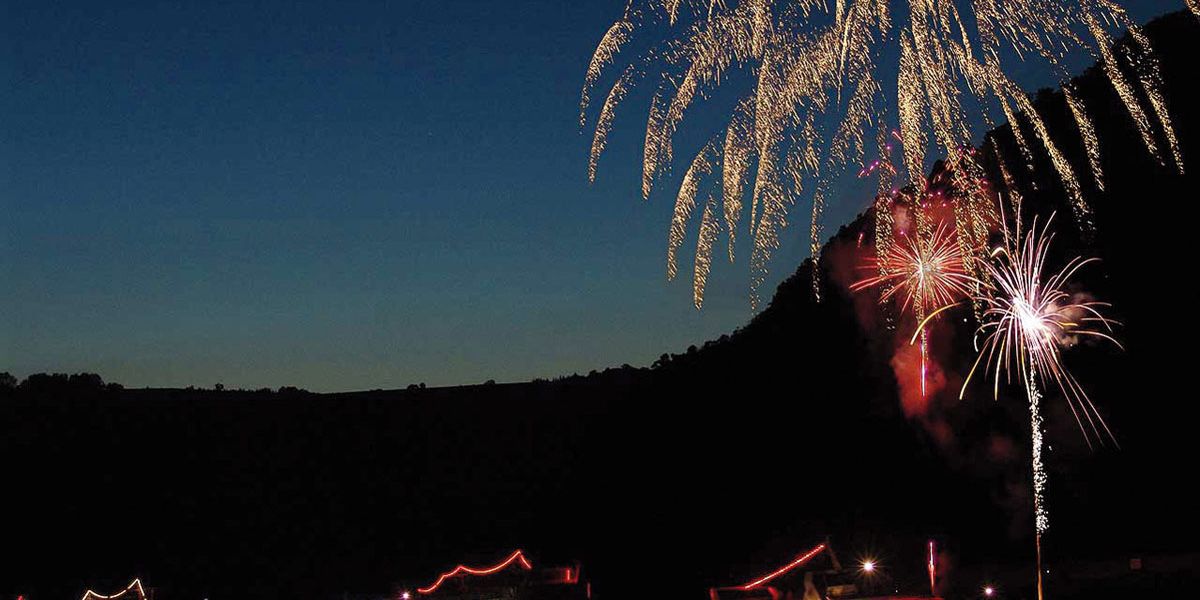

{"left": 409, "top": 550, "right": 588, "bottom": 600}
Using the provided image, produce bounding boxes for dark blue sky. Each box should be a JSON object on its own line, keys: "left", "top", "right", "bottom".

{"left": 1, "top": 0, "right": 1180, "bottom": 391}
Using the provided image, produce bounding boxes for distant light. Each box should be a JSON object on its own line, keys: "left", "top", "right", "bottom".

{"left": 984, "top": 586, "right": 995, "bottom": 596}
{"left": 861, "top": 560, "right": 876, "bottom": 573}
{"left": 402, "top": 593, "right": 412, "bottom": 600}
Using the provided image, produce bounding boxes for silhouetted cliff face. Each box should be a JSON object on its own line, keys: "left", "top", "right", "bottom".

{"left": 4, "top": 11, "right": 1198, "bottom": 600}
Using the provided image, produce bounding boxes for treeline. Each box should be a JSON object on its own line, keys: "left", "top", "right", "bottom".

{"left": 0, "top": 372, "right": 121, "bottom": 397}
{"left": 0, "top": 372, "right": 310, "bottom": 398}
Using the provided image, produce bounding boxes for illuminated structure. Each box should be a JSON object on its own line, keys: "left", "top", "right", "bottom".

{"left": 80, "top": 579, "right": 152, "bottom": 600}
{"left": 413, "top": 549, "right": 588, "bottom": 600}
{"left": 710, "top": 542, "right": 941, "bottom": 600}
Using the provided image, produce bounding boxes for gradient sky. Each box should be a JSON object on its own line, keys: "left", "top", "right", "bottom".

{"left": 2, "top": 0, "right": 1181, "bottom": 391}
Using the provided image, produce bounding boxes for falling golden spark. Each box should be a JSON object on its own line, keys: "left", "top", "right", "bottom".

{"left": 668, "top": 141, "right": 718, "bottom": 281}
{"left": 694, "top": 197, "right": 722, "bottom": 309}
{"left": 1063, "top": 85, "right": 1104, "bottom": 191}
{"left": 580, "top": 0, "right": 1181, "bottom": 307}
{"left": 589, "top": 65, "right": 638, "bottom": 183}
{"left": 723, "top": 99, "right": 756, "bottom": 263}
{"left": 809, "top": 187, "right": 826, "bottom": 300}
{"left": 1125, "top": 24, "right": 1185, "bottom": 174}
{"left": 1082, "top": 7, "right": 1177, "bottom": 175}
{"left": 581, "top": 19, "right": 633, "bottom": 129}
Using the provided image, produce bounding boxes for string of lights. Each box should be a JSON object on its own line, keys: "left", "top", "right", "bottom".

{"left": 737, "top": 543, "right": 828, "bottom": 590}
{"left": 416, "top": 549, "right": 533, "bottom": 595}
{"left": 80, "top": 579, "right": 147, "bottom": 600}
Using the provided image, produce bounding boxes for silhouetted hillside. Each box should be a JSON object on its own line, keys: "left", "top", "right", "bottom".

{"left": 4, "top": 11, "right": 1199, "bottom": 600}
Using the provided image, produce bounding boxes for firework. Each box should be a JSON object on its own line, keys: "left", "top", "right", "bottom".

{"left": 853, "top": 219, "right": 974, "bottom": 397}
{"left": 580, "top": 0, "right": 1181, "bottom": 306}
{"left": 852, "top": 222, "right": 974, "bottom": 317}
{"left": 959, "top": 214, "right": 1120, "bottom": 600}
{"left": 963, "top": 215, "right": 1120, "bottom": 449}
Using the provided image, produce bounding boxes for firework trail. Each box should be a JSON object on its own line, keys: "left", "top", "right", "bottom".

{"left": 694, "top": 197, "right": 722, "bottom": 308}
{"left": 580, "top": 0, "right": 1182, "bottom": 307}
{"left": 1063, "top": 86, "right": 1105, "bottom": 192}
{"left": 927, "top": 540, "right": 937, "bottom": 596}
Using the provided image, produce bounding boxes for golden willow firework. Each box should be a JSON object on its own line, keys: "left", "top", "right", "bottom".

{"left": 581, "top": 0, "right": 1182, "bottom": 309}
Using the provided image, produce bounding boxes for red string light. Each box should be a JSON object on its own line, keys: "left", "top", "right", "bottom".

{"left": 417, "top": 549, "right": 533, "bottom": 594}
{"left": 737, "top": 543, "right": 827, "bottom": 590}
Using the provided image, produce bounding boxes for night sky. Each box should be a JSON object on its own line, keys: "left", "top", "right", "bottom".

{"left": 1, "top": 0, "right": 1182, "bottom": 391}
